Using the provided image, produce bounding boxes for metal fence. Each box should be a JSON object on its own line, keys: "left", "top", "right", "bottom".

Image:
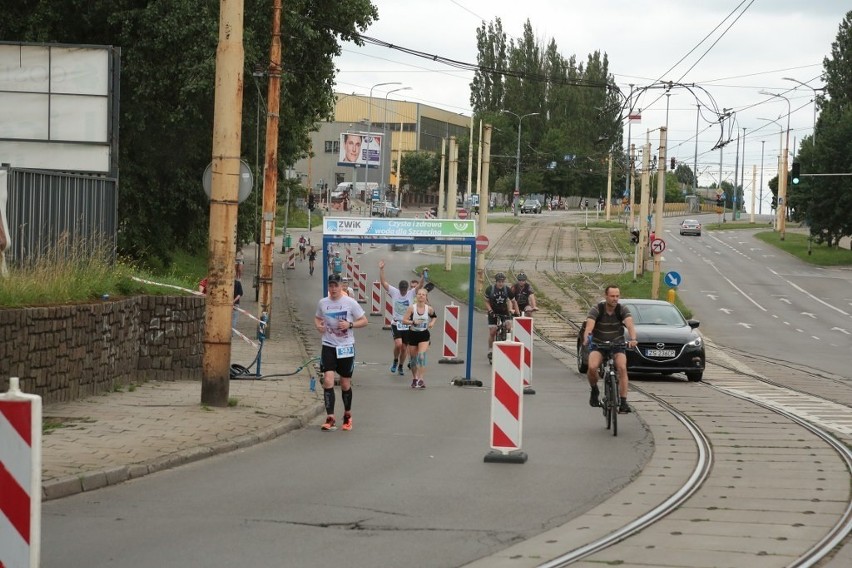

{"left": 3, "top": 165, "right": 118, "bottom": 266}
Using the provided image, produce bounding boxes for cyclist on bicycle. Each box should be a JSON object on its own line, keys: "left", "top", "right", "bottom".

{"left": 583, "top": 285, "right": 639, "bottom": 414}
{"left": 511, "top": 272, "right": 538, "bottom": 316}
{"left": 484, "top": 272, "right": 515, "bottom": 363}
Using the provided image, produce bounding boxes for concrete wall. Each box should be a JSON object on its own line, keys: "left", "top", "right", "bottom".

{"left": 0, "top": 296, "right": 204, "bottom": 404}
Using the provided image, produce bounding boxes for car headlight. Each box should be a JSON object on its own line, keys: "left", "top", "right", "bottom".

{"left": 686, "top": 336, "right": 702, "bottom": 348}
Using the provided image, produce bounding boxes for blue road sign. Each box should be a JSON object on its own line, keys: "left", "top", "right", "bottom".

{"left": 664, "top": 271, "right": 682, "bottom": 288}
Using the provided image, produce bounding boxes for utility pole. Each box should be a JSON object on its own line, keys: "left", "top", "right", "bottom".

{"left": 202, "top": 0, "right": 245, "bottom": 406}
{"left": 652, "top": 128, "right": 667, "bottom": 299}
{"left": 605, "top": 152, "right": 613, "bottom": 221}
{"left": 739, "top": 127, "right": 747, "bottom": 220}
{"left": 636, "top": 139, "right": 651, "bottom": 277}
{"left": 445, "top": 136, "right": 458, "bottom": 271}
{"left": 759, "top": 140, "right": 765, "bottom": 215}
{"left": 477, "top": 124, "right": 492, "bottom": 294}
{"left": 466, "top": 115, "right": 474, "bottom": 205}
{"left": 258, "top": 0, "right": 282, "bottom": 336}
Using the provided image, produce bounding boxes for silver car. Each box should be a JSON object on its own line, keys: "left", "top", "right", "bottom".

{"left": 679, "top": 219, "right": 701, "bottom": 236}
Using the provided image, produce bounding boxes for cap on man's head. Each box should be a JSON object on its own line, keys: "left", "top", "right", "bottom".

{"left": 328, "top": 273, "right": 342, "bottom": 284}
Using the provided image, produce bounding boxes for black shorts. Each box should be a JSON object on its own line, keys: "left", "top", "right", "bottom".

{"left": 320, "top": 344, "right": 355, "bottom": 378}
{"left": 406, "top": 329, "right": 430, "bottom": 346}
{"left": 391, "top": 323, "right": 409, "bottom": 342}
{"left": 488, "top": 311, "right": 511, "bottom": 326}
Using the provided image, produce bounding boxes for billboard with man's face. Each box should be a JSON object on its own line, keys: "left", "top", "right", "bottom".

{"left": 338, "top": 132, "right": 381, "bottom": 168}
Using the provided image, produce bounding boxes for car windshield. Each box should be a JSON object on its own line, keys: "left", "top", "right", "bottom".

{"left": 623, "top": 303, "right": 687, "bottom": 326}
{"left": 683, "top": 219, "right": 699, "bottom": 225}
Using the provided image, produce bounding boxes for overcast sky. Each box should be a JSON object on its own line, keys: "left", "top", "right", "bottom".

{"left": 334, "top": 0, "right": 848, "bottom": 205}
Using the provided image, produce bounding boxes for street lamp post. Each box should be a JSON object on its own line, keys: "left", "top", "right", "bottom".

{"left": 501, "top": 110, "right": 539, "bottom": 217}
{"left": 761, "top": 91, "right": 791, "bottom": 239}
{"left": 757, "top": 116, "right": 783, "bottom": 221}
{"left": 381, "top": 86, "right": 411, "bottom": 202}
{"left": 364, "top": 82, "right": 401, "bottom": 201}
{"left": 251, "top": 70, "right": 266, "bottom": 301}
{"left": 782, "top": 77, "right": 825, "bottom": 143}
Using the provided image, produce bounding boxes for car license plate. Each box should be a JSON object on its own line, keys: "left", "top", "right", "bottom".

{"left": 646, "top": 349, "right": 676, "bottom": 357}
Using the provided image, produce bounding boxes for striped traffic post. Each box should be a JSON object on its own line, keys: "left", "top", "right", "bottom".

{"left": 1, "top": 377, "right": 42, "bottom": 568}
{"left": 352, "top": 263, "right": 361, "bottom": 299}
{"left": 438, "top": 303, "right": 464, "bottom": 364}
{"left": 484, "top": 342, "right": 527, "bottom": 464}
{"left": 358, "top": 271, "right": 367, "bottom": 304}
{"left": 346, "top": 256, "right": 354, "bottom": 283}
{"left": 286, "top": 247, "right": 296, "bottom": 269}
{"left": 382, "top": 292, "right": 393, "bottom": 330}
{"left": 512, "top": 316, "right": 535, "bottom": 395}
{"left": 370, "top": 281, "right": 382, "bottom": 316}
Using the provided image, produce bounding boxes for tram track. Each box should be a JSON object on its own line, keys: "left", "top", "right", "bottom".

{"left": 470, "top": 215, "right": 852, "bottom": 567}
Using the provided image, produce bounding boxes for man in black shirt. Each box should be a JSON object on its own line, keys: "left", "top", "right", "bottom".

{"left": 583, "top": 285, "right": 638, "bottom": 413}
{"left": 484, "top": 272, "right": 515, "bottom": 362}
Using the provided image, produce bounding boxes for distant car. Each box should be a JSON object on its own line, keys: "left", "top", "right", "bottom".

{"left": 371, "top": 201, "right": 400, "bottom": 217}
{"left": 679, "top": 219, "right": 701, "bottom": 236}
{"left": 576, "top": 299, "right": 705, "bottom": 382}
{"left": 520, "top": 199, "right": 542, "bottom": 214}
{"left": 390, "top": 241, "right": 415, "bottom": 251}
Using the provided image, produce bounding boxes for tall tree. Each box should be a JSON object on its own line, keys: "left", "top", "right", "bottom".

{"left": 0, "top": 0, "right": 378, "bottom": 266}
{"left": 797, "top": 10, "right": 852, "bottom": 247}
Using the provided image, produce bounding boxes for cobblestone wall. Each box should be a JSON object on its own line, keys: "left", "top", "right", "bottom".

{"left": 0, "top": 296, "right": 204, "bottom": 403}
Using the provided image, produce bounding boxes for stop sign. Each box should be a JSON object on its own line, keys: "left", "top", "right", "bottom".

{"left": 476, "top": 234, "right": 489, "bottom": 252}
{"left": 457, "top": 208, "right": 468, "bottom": 219}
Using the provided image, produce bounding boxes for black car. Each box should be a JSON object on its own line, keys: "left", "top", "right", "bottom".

{"left": 576, "top": 299, "right": 705, "bottom": 381}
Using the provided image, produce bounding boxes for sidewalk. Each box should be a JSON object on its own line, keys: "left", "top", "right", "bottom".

{"left": 40, "top": 240, "right": 324, "bottom": 500}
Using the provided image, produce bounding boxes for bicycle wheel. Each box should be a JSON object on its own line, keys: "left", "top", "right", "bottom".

{"left": 608, "top": 371, "right": 619, "bottom": 437}
{"left": 603, "top": 369, "right": 612, "bottom": 430}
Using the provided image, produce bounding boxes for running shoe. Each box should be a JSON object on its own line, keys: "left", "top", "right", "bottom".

{"left": 411, "top": 379, "right": 418, "bottom": 389}
{"left": 341, "top": 414, "right": 352, "bottom": 431}
{"left": 589, "top": 386, "right": 601, "bottom": 408}
{"left": 321, "top": 416, "right": 336, "bottom": 431}
{"left": 415, "top": 380, "right": 425, "bottom": 389}
{"left": 618, "top": 401, "right": 632, "bottom": 414}
{"left": 487, "top": 351, "right": 492, "bottom": 364}
{"left": 398, "top": 365, "right": 405, "bottom": 376}
{"left": 390, "top": 361, "right": 398, "bottom": 373}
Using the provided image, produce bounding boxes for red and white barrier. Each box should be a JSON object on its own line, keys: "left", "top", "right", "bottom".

{"left": 484, "top": 342, "right": 527, "bottom": 463}
{"left": 346, "top": 256, "right": 354, "bottom": 282}
{"left": 512, "top": 316, "right": 535, "bottom": 394}
{"left": 352, "top": 263, "right": 361, "bottom": 296}
{"left": 439, "top": 304, "right": 463, "bottom": 364}
{"left": 358, "top": 272, "right": 367, "bottom": 303}
{"left": 286, "top": 248, "right": 296, "bottom": 269}
{"left": 382, "top": 292, "right": 393, "bottom": 330}
{"left": 370, "top": 281, "right": 382, "bottom": 316}
{"left": 1, "top": 377, "right": 42, "bottom": 568}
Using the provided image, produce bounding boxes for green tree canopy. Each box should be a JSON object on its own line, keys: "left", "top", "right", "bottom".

{"left": 1, "top": 0, "right": 378, "bottom": 266}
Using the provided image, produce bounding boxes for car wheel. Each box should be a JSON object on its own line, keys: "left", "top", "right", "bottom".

{"left": 686, "top": 371, "right": 703, "bottom": 382}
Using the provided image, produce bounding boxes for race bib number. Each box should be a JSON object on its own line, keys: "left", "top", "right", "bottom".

{"left": 395, "top": 323, "right": 409, "bottom": 331}
{"left": 336, "top": 345, "right": 355, "bottom": 359}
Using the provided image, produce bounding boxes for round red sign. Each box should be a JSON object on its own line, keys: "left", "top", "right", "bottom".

{"left": 457, "top": 208, "right": 469, "bottom": 219}
{"left": 476, "top": 234, "right": 489, "bottom": 252}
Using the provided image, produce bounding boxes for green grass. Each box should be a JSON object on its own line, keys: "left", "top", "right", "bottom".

{"left": 754, "top": 231, "right": 852, "bottom": 266}
{"left": 0, "top": 239, "right": 206, "bottom": 308}
{"left": 486, "top": 216, "right": 520, "bottom": 224}
{"left": 705, "top": 220, "right": 771, "bottom": 231}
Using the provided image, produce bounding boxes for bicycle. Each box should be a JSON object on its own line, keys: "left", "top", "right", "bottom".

{"left": 487, "top": 312, "right": 513, "bottom": 364}
{"left": 592, "top": 340, "right": 625, "bottom": 437}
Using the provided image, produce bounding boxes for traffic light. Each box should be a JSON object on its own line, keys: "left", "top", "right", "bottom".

{"left": 630, "top": 229, "right": 640, "bottom": 244}
{"left": 308, "top": 193, "right": 315, "bottom": 211}
{"left": 670, "top": 157, "right": 676, "bottom": 170}
{"left": 791, "top": 162, "right": 800, "bottom": 185}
